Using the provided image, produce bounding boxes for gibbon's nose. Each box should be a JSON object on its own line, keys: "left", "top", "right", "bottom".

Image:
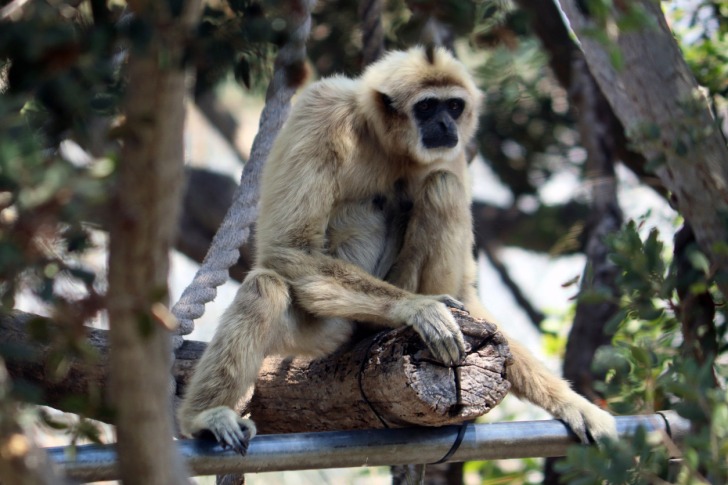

{"left": 422, "top": 114, "right": 458, "bottom": 149}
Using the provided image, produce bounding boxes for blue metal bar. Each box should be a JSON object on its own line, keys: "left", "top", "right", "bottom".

{"left": 47, "top": 412, "right": 689, "bottom": 481}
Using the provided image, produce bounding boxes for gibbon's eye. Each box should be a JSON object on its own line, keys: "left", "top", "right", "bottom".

{"left": 447, "top": 98, "right": 465, "bottom": 119}
{"left": 414, "top": 98, "right": 437, "bottom": 116}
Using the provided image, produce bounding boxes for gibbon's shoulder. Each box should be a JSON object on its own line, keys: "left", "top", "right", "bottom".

{"left": 292, "top": 75, "right": 361, "bottom": 116}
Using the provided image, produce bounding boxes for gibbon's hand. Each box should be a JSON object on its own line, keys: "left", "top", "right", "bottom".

{"left": 397, "top": 296, "right": 467, "bottom": 365}
{"left": 192, "top": 406, "right": 257, "bottom": 455}
{"left": 556, "top": 396, "right": 618, "bottom": 445}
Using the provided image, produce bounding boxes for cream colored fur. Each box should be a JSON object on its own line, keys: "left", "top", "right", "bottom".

{"left": 178, "top": 46, "right": 616, "bottom": 451}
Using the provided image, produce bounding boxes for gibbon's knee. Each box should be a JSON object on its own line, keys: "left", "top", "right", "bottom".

{"left": 220, "top": 267, "right": 296, "bottom": 356}
{"left": 417, "top": 170, "right": 468, "bottom": 216}
{"left": 238, "top": 268, "right": 291, "bottom": 311}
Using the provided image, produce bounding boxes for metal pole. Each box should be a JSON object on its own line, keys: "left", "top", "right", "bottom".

{"left": 47, "top": 412, "right": 689, "bottom": 482}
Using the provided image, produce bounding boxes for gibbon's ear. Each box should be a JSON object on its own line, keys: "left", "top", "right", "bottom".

{"left": 377, "top": 92, "right": 397, "bottom": 116}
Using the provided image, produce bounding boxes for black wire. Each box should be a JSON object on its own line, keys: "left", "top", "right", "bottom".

{"left": 432, "top": 422, "right": 470, "bottom": 464}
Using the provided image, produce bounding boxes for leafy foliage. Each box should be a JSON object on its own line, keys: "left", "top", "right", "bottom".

{"left": 475, "top": 35, "right": 578, "bottom": 198}
{"left": 557, "top": 221, "right": 728, "bottom": 483}
{"left": 465, "top": 456, "right": 544, "bottom": 484}
{"left": 193, "top": 0, "right": 285, "bottom": 95}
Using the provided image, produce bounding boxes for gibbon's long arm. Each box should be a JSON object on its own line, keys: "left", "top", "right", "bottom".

{"left": 386, "top": 170, "right": 472, "bottom": 295}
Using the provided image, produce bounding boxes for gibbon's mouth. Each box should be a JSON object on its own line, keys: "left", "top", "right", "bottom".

{"left": 423, "top": 135, "right": 459, "bottom": 149}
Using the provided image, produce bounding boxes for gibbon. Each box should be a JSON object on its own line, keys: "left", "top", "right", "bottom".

{"left": 178, "top": 46, "right": 617, "bottom": 454}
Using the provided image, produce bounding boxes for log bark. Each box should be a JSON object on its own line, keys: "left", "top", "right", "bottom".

{"left": 1, "top": 310, "right": 511, "bottom": 433}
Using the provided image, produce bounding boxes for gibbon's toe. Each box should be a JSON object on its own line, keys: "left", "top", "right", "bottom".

{"left": 558, "top": 398, "right": 617, "bottom": 445}
{"left": 192, "top": 407, "right": 257, "bottom": 456}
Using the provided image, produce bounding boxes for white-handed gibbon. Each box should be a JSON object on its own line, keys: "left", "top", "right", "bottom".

{"left": 178, "top": 46, "right": 617, "bottom": 454}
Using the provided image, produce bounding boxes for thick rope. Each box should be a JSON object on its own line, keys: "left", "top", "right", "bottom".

{"left": 171, "top": 0, "right": 316, "bottom": 350}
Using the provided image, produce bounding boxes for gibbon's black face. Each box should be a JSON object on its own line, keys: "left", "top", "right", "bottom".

{"left": 413, "top": 97, "right": 465, "bottom": 149}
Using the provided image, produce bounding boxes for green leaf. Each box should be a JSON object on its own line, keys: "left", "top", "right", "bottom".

{"left": 687, "top": 249, "right": 710, "bottom": 275}
{"left": 629, "top": 344, "right": 652, "bottom": 366}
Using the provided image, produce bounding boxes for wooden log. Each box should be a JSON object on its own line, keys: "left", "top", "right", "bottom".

{"left": 249, "top": 310, "right": 511, "bottom": 433}
{"left": 1, "top": 310, "right": 512, "bottom": 433}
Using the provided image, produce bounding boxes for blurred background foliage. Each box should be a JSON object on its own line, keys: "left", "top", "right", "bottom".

{"left": 0, "top": 0, "right": 727, "bottom": 483}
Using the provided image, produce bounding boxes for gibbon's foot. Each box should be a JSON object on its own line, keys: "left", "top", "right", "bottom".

{"left": 556, "top": 396, "right": 617, "bottom": 445}
{"left": 404, "top": 297, "right": 466, "bottom": 365}
{"left": 191, "top": 406, "right": 257, "bottom": 455}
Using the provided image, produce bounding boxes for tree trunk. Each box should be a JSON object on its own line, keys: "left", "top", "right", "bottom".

{"left": 557, "top": 0, "right": 728, "bottom": 294}
{"left": 1, "top": 310, "right": 511, "bottom": 434}
{"left": 107, "top": 0, "right": 201, "bottom": 483}
{"left": 515, "top": 0, "right": 665, "bottom": 198}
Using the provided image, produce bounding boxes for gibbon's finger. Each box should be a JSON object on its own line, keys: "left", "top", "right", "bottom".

{"left": 434, "top": 332, "right": 460, "bottom": 365}
{"left": 437, "top": 310, "right": 466, "bottom": 364}
{"left": 442, "top": 336, "right": 463, "bottom": 365}
{"left": 439, "top": 308, "right": 467, "bottom": 360}
{"left": 207, "top": 428, "right": 223, "bottom": 445}
{"left": 415, "top": 322, "right": 448, "bottom": 364}
{"left": 428, "top": 315, "right": 465, "bottom": 365}
{"left": 412, "top": 312, "right": 457, "bottom": 365}
{"left": 439, "top": 295, "right": 466, "bottom": 311}
{"left": 221, "top": 428, "right": 241, "bottom": 452}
